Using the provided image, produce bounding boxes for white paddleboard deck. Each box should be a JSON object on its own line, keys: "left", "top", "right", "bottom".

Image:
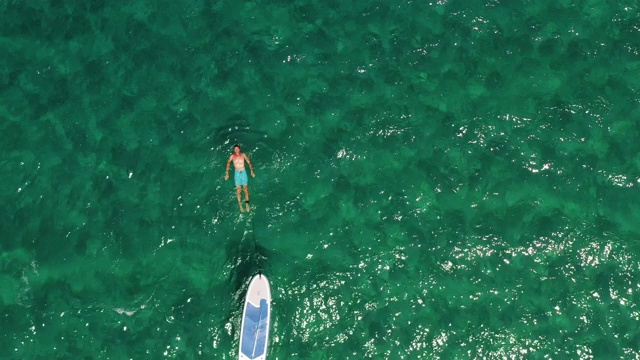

{"left": 239, "top": 274, "right": 271, "bottom": 360}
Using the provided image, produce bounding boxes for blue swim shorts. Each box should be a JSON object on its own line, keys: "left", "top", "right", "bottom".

{"left": 234, "top": 170, "right": 248, "bottom": 186}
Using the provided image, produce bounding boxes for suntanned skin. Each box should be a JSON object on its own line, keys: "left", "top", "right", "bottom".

{"left": 225, "top": 145, "right": 255, "bottom": 212}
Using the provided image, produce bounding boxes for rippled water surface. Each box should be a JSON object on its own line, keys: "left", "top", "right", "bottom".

{"left": 2, "top": 1, "right": 640, "bottom": 358}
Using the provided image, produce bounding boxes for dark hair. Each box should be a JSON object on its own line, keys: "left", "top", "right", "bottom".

{"left": 233, "top": 144, "right": 240, "bottom": 149}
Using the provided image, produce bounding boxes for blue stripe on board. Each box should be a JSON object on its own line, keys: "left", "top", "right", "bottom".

{"left": 241, "top": 299, "right": 269, "bottom": 359}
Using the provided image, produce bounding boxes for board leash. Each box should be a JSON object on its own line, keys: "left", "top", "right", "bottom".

{"left": 251, "top": 213, "right": 264, "bottom": 276}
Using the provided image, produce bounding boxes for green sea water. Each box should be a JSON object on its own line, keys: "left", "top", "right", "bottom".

{"left": 2, "top": 0, "right": 640, "bottom": 358}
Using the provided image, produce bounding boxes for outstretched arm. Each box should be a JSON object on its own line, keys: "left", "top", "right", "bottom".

{"left": 244, "top": 154, "right": 255, "bottom": 177}
{"left": 225, "top": 156, "right": 232, "bottom": 180}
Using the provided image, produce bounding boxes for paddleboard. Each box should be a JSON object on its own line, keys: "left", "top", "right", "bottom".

{"left": 238, "top": 273, "right": 271, "bottom": 360}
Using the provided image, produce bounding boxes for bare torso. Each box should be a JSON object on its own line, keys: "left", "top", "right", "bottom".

{"left": 231, "top": 154, "right": 245, "bottom": 170}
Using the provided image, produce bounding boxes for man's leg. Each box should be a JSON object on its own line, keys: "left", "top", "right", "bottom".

{"left": 243, "top": 185, "right": 250, "bottom": 212}
{"left": 236, "top": 186, "right": 244, "bottom": 212}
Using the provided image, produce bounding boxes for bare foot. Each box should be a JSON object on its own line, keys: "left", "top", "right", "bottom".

{"left": 245, "top": 201, "right": 251, "bottom": 212}
{"left": 238, "top": 203, "right": 244, "bottom": 212}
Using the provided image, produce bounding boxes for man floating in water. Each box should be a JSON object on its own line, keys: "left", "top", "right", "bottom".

{"left": 225, "top": 144, "right": 255, "bottom": 212}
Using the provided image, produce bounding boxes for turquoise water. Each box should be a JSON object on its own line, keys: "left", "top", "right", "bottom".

{"left": 2, "top": 0, "right": 640, "bottom": 358}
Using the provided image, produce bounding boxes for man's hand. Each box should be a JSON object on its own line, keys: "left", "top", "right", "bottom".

{"left": 225, "top": 173, "right": 229, "bottom": 180}
{"left": 251, "top": 170, "right": 255, "bottom": 177}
